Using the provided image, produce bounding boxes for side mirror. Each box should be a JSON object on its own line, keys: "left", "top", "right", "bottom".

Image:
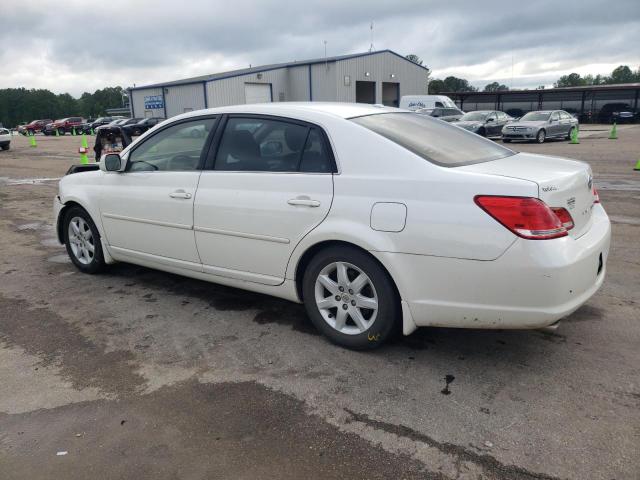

{"left": 487, "top": 118, "right": 495, "bottom": 122}
{"left": 101, "top": 153, "right": 122, "bottom": 172}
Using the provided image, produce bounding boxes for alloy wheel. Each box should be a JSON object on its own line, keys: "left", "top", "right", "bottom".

{"left": 67, "top": 216, "right": 95, "bottom": 265}
{"left": 314, "top": 261, "right": 378, "bottom": 335}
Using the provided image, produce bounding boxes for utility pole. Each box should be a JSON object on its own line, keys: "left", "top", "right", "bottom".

{"left": 369, "top": 21, "right": 375, "bottom": 52}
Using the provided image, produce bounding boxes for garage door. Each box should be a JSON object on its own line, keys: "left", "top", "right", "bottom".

{"left": 244, "top": 83, "right": 272, "bottom": 104}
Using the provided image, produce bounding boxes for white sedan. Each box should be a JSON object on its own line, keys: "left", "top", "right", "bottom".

{"left": 53, "top": 103, "right": 610, "bottom": 349}
{"left": 0, "top": 127, "right": 11, "bottom": 150}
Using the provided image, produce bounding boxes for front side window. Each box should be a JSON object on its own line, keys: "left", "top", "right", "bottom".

{"left": 550, "top": 112, "right": 560, "bottom": 121}
{"left": 127, "top": 118, "right": 216, "bottom": 172}
{"left": 214, "top": 117, "right": 333, "bottom": 173}
{"left": 351, "top": 112, "right": 515, "bottom": 167}
{"left": 459, "top": 112, "right": 488, "bottom": 122}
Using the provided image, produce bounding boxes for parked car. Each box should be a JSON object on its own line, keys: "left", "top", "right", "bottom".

{"left": 597, "top": 103, "right": 636, "bottom": 124}
{"left": 53, "top": 103, "right": 609, "bottom": 350}
{"left": 415, "top": 106, "right": 465, "bottom": 122}
{"left": 19, "top": 119, "right": 53, "bottom": 135}
{"left": 502, "top": 110, "right": 579, "bottom": 143}
{"left": 399, "top": 95, "right": 458, "bottom": 111}
{"left": 43, "top": 121, "right": 60, "bottom": 136}
{"left": 52, "top": 117, "right": 85, "bottom": 135}
{"left": 122, "top": 117, "right": 165, "bottom": 136}
{"left": 81, "top": 116, "right": 127, "bottom": 133}
{"left": 451, "top": 110, "right": 511, "bottom": 138}
{"left": 0, "top": 127, "right": 11, "bottom": 150}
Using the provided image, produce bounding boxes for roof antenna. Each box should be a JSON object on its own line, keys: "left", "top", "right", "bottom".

{"left": 369, "top": 21, "right": 375, "bottom": 52}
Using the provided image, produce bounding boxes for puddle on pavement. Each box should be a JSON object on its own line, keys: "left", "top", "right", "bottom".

{"left": 609, "top": 215, "right": 640, "bottom": 226}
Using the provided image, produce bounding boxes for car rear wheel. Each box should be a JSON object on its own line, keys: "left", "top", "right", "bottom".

{"left": 502, "top": 138, "right": 511, "bottom": 143}
{"left": 535, "top": 129, "right": 546, "bottom": 143}
{"left": 63, "top": 206, "right": 105, "bottom": 274}
{"left": 1, "top": 143, "right": 9, "bottom": 150}
{"left": 302, "top": 246, "right": 399, "bottom": 350}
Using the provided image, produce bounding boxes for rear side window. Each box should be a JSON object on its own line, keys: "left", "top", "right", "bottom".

{"left": 351, "top": 113, "right": 515, "bottom": 167}
{"left": 214, "top": 117, "right": 334, "bottom": 173}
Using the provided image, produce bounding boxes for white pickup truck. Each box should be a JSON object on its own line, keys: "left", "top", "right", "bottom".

{"left": 0, "top": 128, "right": 11, "bottom": 151}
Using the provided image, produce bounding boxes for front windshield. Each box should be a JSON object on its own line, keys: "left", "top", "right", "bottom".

{"left": 521, "top": 112, "right": 551, "bottom": 121}
{"left": 351, "top": 112, "right": 515, "bottom": 167}
{"left": 460, "top": 112, "right": 489, "bottom": 122}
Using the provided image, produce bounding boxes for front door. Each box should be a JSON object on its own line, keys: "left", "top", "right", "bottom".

{"left": 549, "top": 111, "right": 561, "bottom": 136}
{"left": 194, "top": 115, "right": 335, "bottom": 285}
{"left": 99, "top": 117, "right": 218, "bottom": 268}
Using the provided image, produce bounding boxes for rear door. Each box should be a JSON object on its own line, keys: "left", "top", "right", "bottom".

{"left": 194, "top": 115, "right": 335, "bottom": 285}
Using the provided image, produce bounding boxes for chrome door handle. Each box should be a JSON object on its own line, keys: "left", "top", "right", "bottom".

{"left": 169, "top": 190, "right": 192, "bottom": 199}
{"left": 288, "top": 197, "right": 320, "bottom": 207}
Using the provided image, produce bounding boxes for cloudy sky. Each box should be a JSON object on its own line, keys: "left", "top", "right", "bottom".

{"left": 1, "top": 0, "right": 639, "bottom": 97}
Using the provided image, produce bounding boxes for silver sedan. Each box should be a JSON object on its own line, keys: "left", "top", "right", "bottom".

{"left": 502, "top": 110, "right": 579, "bottom": 144}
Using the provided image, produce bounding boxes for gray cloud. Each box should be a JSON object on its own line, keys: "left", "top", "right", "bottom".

{"left": 1, "top": 0, "right": 638, "bottom": 96}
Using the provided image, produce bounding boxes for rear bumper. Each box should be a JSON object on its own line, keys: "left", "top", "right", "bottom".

{"left": 374, "top": 204, "right": 611, "bottom": 330}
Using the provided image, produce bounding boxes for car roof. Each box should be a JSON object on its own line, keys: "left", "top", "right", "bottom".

{"left": 172, "top": 102, "right": 404, "bottom": 122}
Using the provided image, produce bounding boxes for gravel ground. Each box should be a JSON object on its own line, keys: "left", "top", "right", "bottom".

{"left": 0, "top": 128, "right": 638, "bottom": 480}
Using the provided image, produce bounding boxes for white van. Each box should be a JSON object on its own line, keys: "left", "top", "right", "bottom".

{"left": 399, "top": 95, "right": 457, "bottom": 111}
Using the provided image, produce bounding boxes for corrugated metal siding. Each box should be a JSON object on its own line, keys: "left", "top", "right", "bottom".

{"left": 287, "top": 65, "right": 311, "bottom": 101}
{"left": 206, "top": 68, "right": 289, "bottom": 107}
{"left": 165, "top": 83, "right": 206, "bottom": 117}
{"left": 334, "top": 51, "right": 427, "bottom": 103}
{"left": 310, "top": 62, "right": 337, "bottom": 101}
{"left": 131, "top": 87, "right": 164, "bottom": 118}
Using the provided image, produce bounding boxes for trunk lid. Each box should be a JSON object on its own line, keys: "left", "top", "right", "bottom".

{"left": 460, "top": 152, "right": 596, "bottom": 238}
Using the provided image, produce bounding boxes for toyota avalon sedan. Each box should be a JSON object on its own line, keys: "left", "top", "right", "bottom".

{"left": 53, "top": 103, "right": 610, "bottom": 350}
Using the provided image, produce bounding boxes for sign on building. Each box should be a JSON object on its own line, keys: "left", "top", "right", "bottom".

{"left": 144, "top": 95, "right": 164, "bottom": 109}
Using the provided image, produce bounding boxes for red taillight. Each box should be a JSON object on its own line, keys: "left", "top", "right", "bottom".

{"left": 592, "top": 187, "right": 600, "bottom": 204}
{"left": 474, "top": 195, "right": 568, "bottom": 240}
{"left": 550, "top": 207, "right": 574, "bottom": 231}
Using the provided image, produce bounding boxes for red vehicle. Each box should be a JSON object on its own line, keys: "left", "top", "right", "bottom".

{"left": 52, "top": 117, "right": 84, "bottom": 135}
{"left": 20, "top": 119, "right": 53, "bottom": 135}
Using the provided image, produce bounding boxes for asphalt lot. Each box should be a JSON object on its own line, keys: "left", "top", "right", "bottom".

{"left": 0, "top": 127, "right": 639, "bottom": 479}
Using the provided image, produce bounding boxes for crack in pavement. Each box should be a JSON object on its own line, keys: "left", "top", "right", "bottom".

{"left": 344, "top": 409, "right": 563, "bottom": 480}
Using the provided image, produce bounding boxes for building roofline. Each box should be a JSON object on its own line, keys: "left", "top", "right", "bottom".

{"left": 129, "top": 50, "right": 429, "bottom": 91}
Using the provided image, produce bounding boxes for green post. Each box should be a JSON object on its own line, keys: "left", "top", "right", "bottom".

{"left": 608, "top": 122, "right": 618, "bottom": 140}
{"left": 570, "top": 126, "right": 579, "bottom": 144}
{"left": 29, "top": 135, "right": 37, "bottom": 148}
{"left": 634, "top": 159, "right": 640, "bottom": 171}
{"left": 72, "top": 127, "right": 76, "bottom": 136}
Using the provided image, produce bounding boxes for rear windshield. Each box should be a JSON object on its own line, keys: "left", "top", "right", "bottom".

{"left": 460, "top": 112, "right": 489, "bottom": 121}
{"left": 351, "top": 113, "right": 515, "bottom": 167}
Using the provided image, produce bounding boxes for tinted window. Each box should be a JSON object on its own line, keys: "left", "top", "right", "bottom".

{"left": 435, "top": 102, "right": 444, "bottom": 107}
{"left": 127, "top": 118, "right": 216, "bottom": 172}
{"left": 459, "top": 112, "right": 488, "bottom": 121}
{"left": 351, "top": 113, "right": 515, "bottom": 167}
{"left": 214, "top": 117, "right": 333, "bottom": 173}
{"left": 550, "top": 112, "right": 560, "bottom": 121}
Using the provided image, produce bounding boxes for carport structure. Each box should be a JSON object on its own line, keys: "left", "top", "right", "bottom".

{"left": 446, "top": 83, "right": 640, "bottom": 122}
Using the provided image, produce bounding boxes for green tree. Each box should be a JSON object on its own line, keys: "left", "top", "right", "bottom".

{"left": 405, "top": 54, "right": 423, "bottom": 66}
{"left": 483, "top": 82, "right": 509, "bottom": 92}
{"left": 554, "top": 73, "right": 585, "bottom": 88}
{"left": 606, "top": 65, "right": 635, "bottom": 84}
{"left": 442, "top": 76, "right": 477, "bottom": 92}
{"left": 428, "top": 79, "right": 445, "bottom": 94}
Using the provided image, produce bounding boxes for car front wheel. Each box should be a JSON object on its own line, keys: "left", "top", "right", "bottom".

{"left": 63, "top": 206, "right": 105, "bottom": 274}
{"left": 302, "top": 246, "right": 399, "bottom": 349}
{"left": 535, "top": 129, "right": 546, "bottom": 143}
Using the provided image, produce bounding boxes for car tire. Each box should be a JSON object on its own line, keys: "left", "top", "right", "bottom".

{"left": 58, "top": 129, "right": 65, "bottom": 136}
{"left": 1, "top": 144, "right": 9, "bottom": 151}
{"left": 536, "top": 129, "right": 546, "bottom": 143}
{"left": 566, "top": 127, "right": 575, "bottom": 140}
{"left": 502, "top": 138, "right": 511, "bottom": 143}
{"left": 63, "top": 206, "right": 106, "bottom": 274}
{"left": 302, "top": 245, "right": 399, "bottom": 350}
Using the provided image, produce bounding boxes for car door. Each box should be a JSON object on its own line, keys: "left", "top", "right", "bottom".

{"left": 99, "top": 116, "right": 218, "bottom": 269}
{"left": 485, "top": 112, "right": 499, "bottom": 136}
{"left": 194, "top": 115, "right": 335, "bottom": 285}
{"left": 548, "top": 111, "right": 562, "bottom": 136}
{"left": 560, "top": 111, "right": 574, "bottom": 135}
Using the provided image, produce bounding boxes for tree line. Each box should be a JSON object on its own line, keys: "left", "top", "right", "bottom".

{"left": 0, "top": 87, "right": 126, "bottom": 128}
{"left": 405, "top": 55, "right": 640, "bottom": 94}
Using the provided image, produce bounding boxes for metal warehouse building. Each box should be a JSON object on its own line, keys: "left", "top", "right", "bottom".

{"left": 128, "top": 50, "right": 429, "bottom": 119}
